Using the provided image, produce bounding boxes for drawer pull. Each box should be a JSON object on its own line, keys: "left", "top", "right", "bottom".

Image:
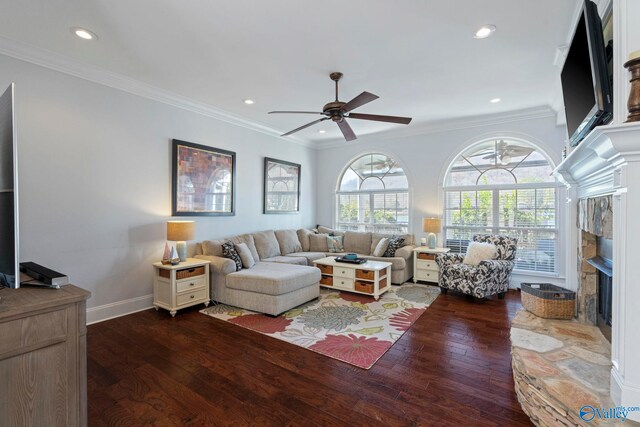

{"left": 190, "top": 282, "right": 195, "bottom": 286}
{"left": 190, "top": 295, "right": 195, "bottom": 299}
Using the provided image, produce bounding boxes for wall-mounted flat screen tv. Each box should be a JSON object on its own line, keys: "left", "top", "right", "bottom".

{"left": 560, "top": 0, "right": 613, "bottom": 146}
{"left": 0, "top": 83, "right": 19, "bottom": 289}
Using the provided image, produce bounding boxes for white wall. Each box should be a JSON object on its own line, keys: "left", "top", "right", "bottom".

{"left": 315, "top": 113, "right": 569, "bottom": 286}
{"left": 0, "top": 54, "right": 317, "bottom": 322}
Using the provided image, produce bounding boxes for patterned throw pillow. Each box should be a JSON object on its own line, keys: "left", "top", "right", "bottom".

{"left": 222, "top": 241, "right": 242, "bottom": 271}
{"left": 327, "top": 235, "right": 345, "bottom": 253}
{"left": 383, "top": 237, "right": 405, "bottom": 257}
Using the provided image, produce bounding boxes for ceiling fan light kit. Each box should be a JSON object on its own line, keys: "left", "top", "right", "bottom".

{"left": 269, "top": 72, "right": 412, "bottom": 142}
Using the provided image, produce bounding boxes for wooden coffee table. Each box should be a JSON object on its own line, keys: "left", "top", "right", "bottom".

{"left": 313, "top": 256, "right": 392, "bottom": 300}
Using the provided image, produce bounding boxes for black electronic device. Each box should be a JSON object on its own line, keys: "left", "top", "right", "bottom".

{"left": 560, "top": 0, "right": 613, "bottom": 147}
{"left": 20, "top": 262, "right": 68, "bottom": 288}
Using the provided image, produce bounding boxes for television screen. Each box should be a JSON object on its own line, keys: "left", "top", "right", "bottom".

{"left": 0, "top": 83, "right": 18, "bottom": 288}
{"left": 560, "top": 0, "right": 612, "bottom": 146}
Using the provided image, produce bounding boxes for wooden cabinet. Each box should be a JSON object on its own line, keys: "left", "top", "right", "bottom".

{"left": 413, "top": 247, "right": 450, "bottom": 284}
{"left": 153, "top": 258, "right": 210, "bottom": 317}
{"left": 0, "top": 284, "right": 91, "bottom": 427}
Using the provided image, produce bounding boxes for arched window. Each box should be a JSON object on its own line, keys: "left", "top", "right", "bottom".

{"left": 336, "top": 153, "right": 409, "bottom": 233}
{"left": 443, "top": 139, "right": 558, "bottom": 273}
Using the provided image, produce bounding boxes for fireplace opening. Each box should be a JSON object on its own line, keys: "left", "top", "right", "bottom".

{"left": 587, "top": 236, "right": 613, "bottom": 342}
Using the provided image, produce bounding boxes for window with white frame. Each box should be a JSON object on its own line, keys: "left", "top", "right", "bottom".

{"left": 443, "top": 140, "right": 558, "bottom": 273}
{"left": 336, "top": 153, "right": 409, "bottom": 233}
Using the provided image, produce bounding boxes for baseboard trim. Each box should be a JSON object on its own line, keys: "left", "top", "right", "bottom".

{"left": 86, "top": 294, "right": 153, "bottom": 325}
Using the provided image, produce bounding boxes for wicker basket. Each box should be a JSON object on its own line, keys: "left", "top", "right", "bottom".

{"left": 521, "top": 283, "right": 575, "bottom": 319}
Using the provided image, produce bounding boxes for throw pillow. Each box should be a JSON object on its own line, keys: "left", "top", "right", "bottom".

{"left": 222, "top": 241, "right": 242, "bottom": 271}
{"left": 234, "top": 242, "right": 255, "bottom": 269}
{"left": 372, "top": 237, "right": 390, "bottom": 257}
{"left": 383, "top": 237, "right": 405, "bottom": 257}
{"left": 309, "top": 233, "right": 329, "bottom": 252}
{"left": 463, "top": 242, "right": 498, "bottom": 266}
{"left": 327, "top": 235, "right": 345, "bottom": 253}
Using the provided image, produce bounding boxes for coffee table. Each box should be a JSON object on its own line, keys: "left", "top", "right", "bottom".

{"left": 313, "top": 256, "right": 392, "bottom": 300}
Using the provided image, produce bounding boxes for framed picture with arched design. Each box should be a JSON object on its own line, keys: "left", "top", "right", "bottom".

{"left": 171, "top": 139, "right": 236, "bottom": 216}
{"left": 263, "top": 157, "right": 300, "bottom": 214}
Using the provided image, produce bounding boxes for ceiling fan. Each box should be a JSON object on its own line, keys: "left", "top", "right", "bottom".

{"left": 470, "top": 140, "right": 533, "bottom": 164}
{"left": 269, "top": 72, "right": 412, "bottom": 142}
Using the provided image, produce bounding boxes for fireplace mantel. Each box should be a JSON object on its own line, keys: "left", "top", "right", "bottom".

{"left": 553, "top": 121, "right": 640, "bottom": 421}
{"left": 554, "top": 122, "right": 640, "bottom": 198}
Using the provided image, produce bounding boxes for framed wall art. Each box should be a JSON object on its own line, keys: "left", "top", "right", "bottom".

{"left": 172, "top": 139, "right": 236, "bottom": 216}
{"left": 263, "top": 157, "right": 301, "bottom": 214}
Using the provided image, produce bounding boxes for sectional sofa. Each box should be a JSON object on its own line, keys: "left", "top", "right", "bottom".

{"left": 194, "top": 227, "right": 416, "bottom": 315}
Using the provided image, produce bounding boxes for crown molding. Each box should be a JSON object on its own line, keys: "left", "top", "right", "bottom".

{"left": 0, "top": 35, "right": 314, "bottom": 148}
{"left": 316, "top": 106, "right": 557, "bottom": 150}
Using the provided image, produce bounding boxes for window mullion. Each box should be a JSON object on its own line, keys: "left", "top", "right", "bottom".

{"left": 492, "top": 189, "right": 499, "bottom": 234}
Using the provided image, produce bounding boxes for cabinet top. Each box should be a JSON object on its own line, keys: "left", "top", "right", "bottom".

{"left": 153, "top": 258, "right": 210, "bottom": 270}
{"left": 0, "top": 284, "right": 90, "bottom": 320}
{"left": 413, "top": 246, "right": 450, "bottom": 254}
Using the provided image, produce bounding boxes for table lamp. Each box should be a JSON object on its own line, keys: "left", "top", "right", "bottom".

{"left": 167, "top": 220, "right": 195, "bottom": 262}
{"left": 422, "top": 217, "right": 441, "bottom": 249}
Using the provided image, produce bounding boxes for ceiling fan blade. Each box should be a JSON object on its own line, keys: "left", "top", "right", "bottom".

{"left": 341, "top": 91, "right": 379, "bottom": 113}
{"left": 468, "top": 150, "right": 493, "bottom": 157}
{"left": 337, "top": 119, "right": 357, "bottom": 142}
{"left": 269, "top": 111, "right": 325, "bottom": 115}
{"left": 348, "top": 112, "right": 412, "bottom": 124}
{"left": 281, "top": 117, "right": 329, "bottom": 136}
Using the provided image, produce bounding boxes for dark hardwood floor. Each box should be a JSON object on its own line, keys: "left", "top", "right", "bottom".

{"left": 87, "top": 287, "right": 533, "bottom": 426}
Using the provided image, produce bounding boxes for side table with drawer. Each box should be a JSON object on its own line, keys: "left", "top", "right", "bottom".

{"left": 153, "top": 258, "right": 210, "bottom": 317}
{"left": 413, "top": 247, "right": 450, "bottom": 284}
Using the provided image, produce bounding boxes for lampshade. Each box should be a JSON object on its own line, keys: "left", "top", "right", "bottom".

{"left": 422, "top": 217, "right": 441, "bottom": 233}
{"left": 167, "top": 220, "right": 195, "bottom": 241}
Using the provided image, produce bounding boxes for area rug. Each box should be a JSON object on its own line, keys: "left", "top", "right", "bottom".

{"left": 200, "top": 284, "right": 439, "bottom": 369}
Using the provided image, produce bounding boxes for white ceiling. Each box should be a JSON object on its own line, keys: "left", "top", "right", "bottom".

{"left": 0, "top": 0, "right": 578, "bottom": 144}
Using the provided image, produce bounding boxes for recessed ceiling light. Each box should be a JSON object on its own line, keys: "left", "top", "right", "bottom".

{"left": 474, "top": 25, "right": 496, "bottom": 39}
{"left": 70, "top": 27, "right": 97, "bottom": 41}
{"left": 490, "top": 97, "right": 501, "bottom": 103}
{"left": 243, "top": 99, "right": 254, "bottom": 105}
{"left": 318, "top": 130, "right": 326, "bottom": 134}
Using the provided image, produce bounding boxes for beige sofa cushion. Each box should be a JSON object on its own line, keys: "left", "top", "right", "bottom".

{"left": 309, "top": 234, "right": 329, "bottom": 252}
{"left": 235, "top": 243, "right": 256, "bottom": 269}
{"left": 286, "top": 252, "right": 327, "bottom": 265}
{"left": 275, "top": 229, "right": 303, "bottom": 255}
{"left": 297, "top": 228, "right": 315, "bottom": 252}
{"left": 261, "top": 255, "right": 307, "bottom": 266}
{"left": 253, "top": 230, "right": 281, "bottom": 259}
{"left": 202, "top": 239, "right": 227, "bottom": 257}
{"left": 230, "top": 233, "right": 260, "bottom": 263}
{"left": 226, "top": 262, "right": 320, "bottom": 296}
{"left": 344, "top": 231, "right": 372, "bottom": 255}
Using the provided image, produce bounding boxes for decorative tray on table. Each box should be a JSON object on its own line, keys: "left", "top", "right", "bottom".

{"left": 334, "top": 256, "right": 368, "bottom": 264}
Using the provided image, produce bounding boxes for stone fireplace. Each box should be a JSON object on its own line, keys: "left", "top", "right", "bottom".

{"left": 554, "top": 121, "right": 640, "bottom": 422}
{"left": 576, "top": 196, "right": 613, "bottom": 338}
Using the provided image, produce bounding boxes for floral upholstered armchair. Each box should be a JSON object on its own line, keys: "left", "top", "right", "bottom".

{"left": 435, "top": 235, "right": 518, "bottom": 299}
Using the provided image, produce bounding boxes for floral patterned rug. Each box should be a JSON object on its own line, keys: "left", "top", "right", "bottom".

{"left": 200, "top": 284, "right": 440, "bottom": 369}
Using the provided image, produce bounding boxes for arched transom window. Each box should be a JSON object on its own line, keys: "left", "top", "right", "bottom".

{"left": 336, "top": 153, "right": 409, "bottom": 233}
{"left": 443, "top": 139, "right": 558, "bottom": 273}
